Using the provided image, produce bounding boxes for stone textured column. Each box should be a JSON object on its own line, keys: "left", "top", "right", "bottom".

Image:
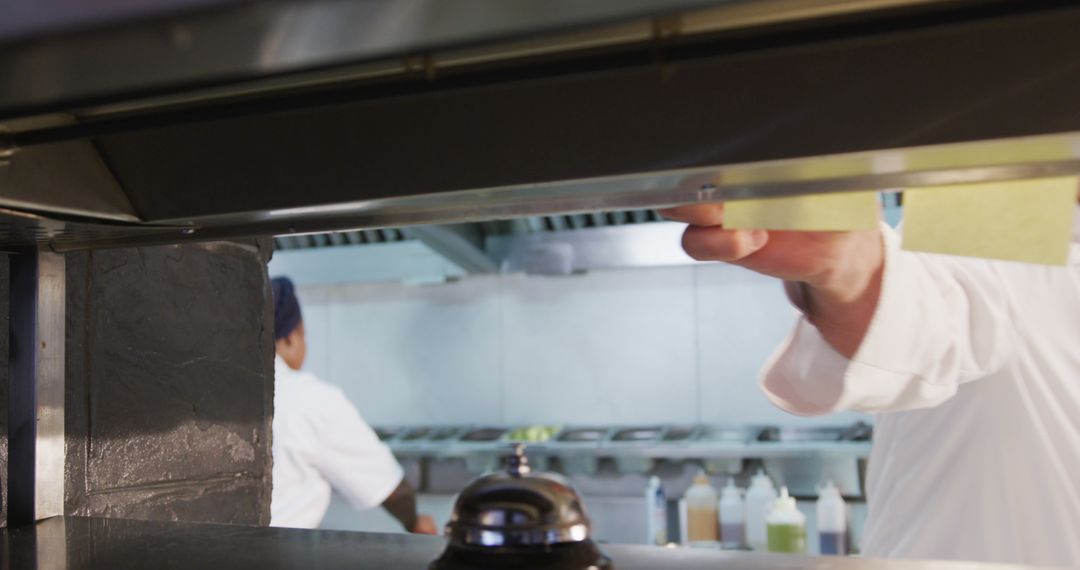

{"left": 63, "top": 239, "right": 275, "bottom": 525}
{"left": 0, "top": 255, "right": 9, "bottom": 527}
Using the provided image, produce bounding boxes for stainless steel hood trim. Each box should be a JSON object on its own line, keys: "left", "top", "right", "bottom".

{"left": 9, "top": 130, "right": 1080, "bottom": 251}
{"left": 0, "top": 139, "right": 140, "bottom": 222}
{"left": 164, "top": 131, "right": 1080, "bottom": 230}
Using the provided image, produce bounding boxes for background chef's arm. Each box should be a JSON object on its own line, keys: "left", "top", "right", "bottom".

{"left": 381, "top": 478, "right": 419, "bottom": 532}
{"left": 761, "top": 224, "right": 1015, "bottom": 414}
{"left": 313, "top": 388, "right": 409, "bottom": 523}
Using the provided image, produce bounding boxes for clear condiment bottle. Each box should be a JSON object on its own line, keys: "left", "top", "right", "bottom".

{"left": 684, "top": 470, "right": 719, "bottom": 547}
{"left": 766, "top": 487, "right": 806, "bottom": 554}
{"left": 744, "top": 469, "right": 777, "bottom": 551}
{"left": 816, "top": 481, "right": 847, "bottom": 556}
{"left": 719, "top": 478, "right": 745, "bottom": 549}
{"left": 645, "top": 475, "right": 668, "bottom": 546}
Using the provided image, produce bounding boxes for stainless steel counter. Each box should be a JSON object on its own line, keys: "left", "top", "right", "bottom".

{"left": 0, "top": 516, "right": 1045, "bottom": 570}
{"left": 379, "top": 424, "right": 873, "bottom": 459}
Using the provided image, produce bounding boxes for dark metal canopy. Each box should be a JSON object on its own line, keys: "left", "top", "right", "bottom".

{"left": 2, "top": 0, "right": 1080, "bottom": 251}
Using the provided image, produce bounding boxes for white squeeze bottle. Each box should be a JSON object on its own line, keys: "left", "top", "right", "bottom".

{"left": 719, "top": 478, "right": 745, "bottom": 549}
{"left": 744, "top": 469, "right": 777, "bottom": 551}
{"left": 645, "top": 475, "right": 669, "bottom": 546}
{"left": 684, "top": 470, "right": 719, "bottom": 547}
{"left": 816, "top": 481, "right": 848, "bottom": 555}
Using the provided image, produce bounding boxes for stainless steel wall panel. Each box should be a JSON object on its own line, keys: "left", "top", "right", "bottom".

{"left": 7, "top": 249, "right": 64, "bottom": 525}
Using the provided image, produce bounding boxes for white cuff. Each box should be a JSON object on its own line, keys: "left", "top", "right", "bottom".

{"left": 759, "top": 224, "right": 957, "bottom": 414}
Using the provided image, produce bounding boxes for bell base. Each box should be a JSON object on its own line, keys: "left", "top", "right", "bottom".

{"left": 429, "top": 540, "right": 613, "bottom": 570}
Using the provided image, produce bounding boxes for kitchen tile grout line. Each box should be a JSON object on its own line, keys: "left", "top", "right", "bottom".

{"left": 497, "top": 274, "right": 506, "bottom": 425}
{"left": 692, "top": 265, "right": 703, "bottom": 424}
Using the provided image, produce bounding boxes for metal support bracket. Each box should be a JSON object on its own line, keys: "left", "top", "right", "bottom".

{"left": 405, "top": 224, "right": 498, "bottom": 274}
{"left": 8, "top": 248, "right": 65, "bottom": 525}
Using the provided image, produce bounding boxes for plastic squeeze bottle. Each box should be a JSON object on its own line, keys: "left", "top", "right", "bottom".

{"left": 719, "top": 478, "right": 745, "bottom": 549}
{"left": 645, "top": 475, "right": 668, "bottom": 546}
{"left": 744, "top": 470, "right": 778, "bottom": 551}
{"left": 684, "top": 470, "right": 719, "bottom": 547}
{"left": 816, "top": 481, "right": 847, "bottom": 555}
{"left": 766, "top": 487, "right": 807, "bottom": 554}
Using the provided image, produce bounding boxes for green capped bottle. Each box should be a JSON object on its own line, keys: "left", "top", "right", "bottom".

{"left": 766, "top": 487, "right": 806, "bottom": 554}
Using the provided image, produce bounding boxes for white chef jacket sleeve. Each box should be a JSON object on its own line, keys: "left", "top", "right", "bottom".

{"left": 760, "top": 223, "right": 1015, "bottom": 415}
{"left": 312, "top": 386, "right": 404, "bottom": 510}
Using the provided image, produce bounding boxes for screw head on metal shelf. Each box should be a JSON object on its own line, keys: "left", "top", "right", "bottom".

{"left": 0, "top": 135, "right": 16, "bottom": 161}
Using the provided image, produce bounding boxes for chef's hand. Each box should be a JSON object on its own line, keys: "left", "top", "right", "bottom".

{"left": 413, "top": 514, "right": 438, "bottom": 535}
{"left": 659, "top": 203, "right": 884, "bottom": 357}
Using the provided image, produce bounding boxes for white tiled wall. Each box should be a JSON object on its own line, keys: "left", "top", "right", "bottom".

{"left": 500, "top": 269, "right": 698, "bottom": 424}
{"left": 301, "top": 277, "right": 503, "bottom": 425}
{"left": 290, "top": 264, "right": 868, "bottom": 427}
{"left": 695, "top": 264, "right": 866, "bottom": 425}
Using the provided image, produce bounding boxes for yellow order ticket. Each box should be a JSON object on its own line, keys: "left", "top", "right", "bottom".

{"left": 723, "top": 191, "right": 880, "bottom": 231}
{"left": 902, "top": 177, "right": 1077, "bottom": 265}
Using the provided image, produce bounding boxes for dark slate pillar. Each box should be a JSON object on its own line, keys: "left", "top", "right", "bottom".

{"left": 0, "top": 255, "right": 9, "bottom": 527}
{"left": 65, "top": 239, "right": 274, "bottom": 525}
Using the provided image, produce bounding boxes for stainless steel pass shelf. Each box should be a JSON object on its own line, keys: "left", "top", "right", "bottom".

{"left": 1, "top": 516, "right": 1040, "bottom": 570}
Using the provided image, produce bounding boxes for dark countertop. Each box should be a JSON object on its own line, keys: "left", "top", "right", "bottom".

{"left": 1, "top": 517, "right": 1039, "bottom": 570}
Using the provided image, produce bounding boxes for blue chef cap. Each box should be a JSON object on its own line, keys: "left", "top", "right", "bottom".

{"left": 271, "top": 276, "right": 303, "bottom": 341}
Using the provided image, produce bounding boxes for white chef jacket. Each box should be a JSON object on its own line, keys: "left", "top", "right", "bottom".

{"left": 270, "top": 356, "right": 403, "bottom": 528}
{"left": 761, "top": 207, "right": 1080, "bottom": 567}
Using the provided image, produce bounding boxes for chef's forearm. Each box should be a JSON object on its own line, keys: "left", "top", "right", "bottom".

{"left": 382, "top": 478, "right": 419, "bottom": 532}
{"left": 797, "top": 231, "right": 885, "bottom": 358}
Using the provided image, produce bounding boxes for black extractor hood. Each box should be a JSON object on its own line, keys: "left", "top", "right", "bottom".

{"left": 3, "top": 0, "right": 1080, "bottom": 251}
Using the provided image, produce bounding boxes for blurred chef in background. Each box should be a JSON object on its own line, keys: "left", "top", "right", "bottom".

{"left": 662, "top": 195, "right": 1080, "bottom": 567}
{"left": 270, "top": 276, "right": 437, "bottom": 534}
